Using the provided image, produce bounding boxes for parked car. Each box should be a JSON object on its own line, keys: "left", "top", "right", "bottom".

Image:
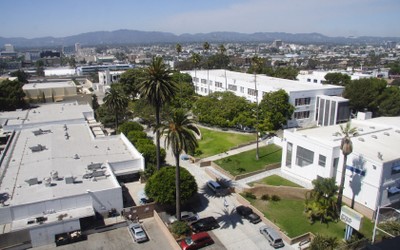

{"left": 128, "top": 222, "right": 148, "bottom": 243}
{"left": 168, "top": 211, "right": 199, "bottom": 224}
{"left": 207, "top": 180, "right": 227, "bottom": 196}
{"left": 259, "top": 225, "right": 285, "bottom": 248}
{"left": 236, "top": 205, "right": 261, "bottom": 224}
{"left": 180, "top": 232, "right": 214, "bottom": 250}
{"left": 190, "top": 217, "right": 220, "bottom": 233}
{"left": 139, "top": 197, "right": 154, "bottom": 205}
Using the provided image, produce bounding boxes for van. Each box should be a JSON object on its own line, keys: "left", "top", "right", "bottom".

{"left": 259, "top": 226, "right": 284, "bottom": 248}
{"left": 207, "top": 180, "right": 222, "bottom": 195}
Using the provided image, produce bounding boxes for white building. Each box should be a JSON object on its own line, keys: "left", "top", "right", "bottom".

{"left": 0, "top": 102, "right": 144, "bottom": 247}
{"left": 297, "top": 69, "right": 389, "bottom": 84}
{"left": 281, "top": 113, "right": 400, "bottom": 219}
{"left": 185, "top": 69, "right": 347, "bottom": 128}
{"left": 98, "top": 70, "right": 126, "bottom": 92}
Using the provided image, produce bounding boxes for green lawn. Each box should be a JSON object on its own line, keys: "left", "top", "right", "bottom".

{"left": 251, "top": 175, "right": 302, "bottom": 187}
{"left": 214, "top": 144, "right": 282, "bottom": 176}
{"left": 197, "top": 128, "right": 256, "bottom": 158}
{"left": 248, "top": 198, "right": 374, "bottom": 239}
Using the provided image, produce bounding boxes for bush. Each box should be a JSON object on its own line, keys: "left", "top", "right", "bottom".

{"left": 271, "top": 195, "right": 281, "bottom": 201}
{"left": 171, "top": 221, "right": 190, "bottom": 236}
{"left": 118, "top": 121, "right": 144, "bottom": 135}
{"left": 261, "top": 194, "right": 270, "bottom": 201}
{"left": 127, "top": 130, "right": 147, "bottom": 144}
{"left": 244, "top": 192, "right": 257, "bottom": 200}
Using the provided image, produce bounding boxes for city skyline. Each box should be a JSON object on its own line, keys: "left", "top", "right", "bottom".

{"left": 1, "top": 0, "right": 399, "bottom": 39}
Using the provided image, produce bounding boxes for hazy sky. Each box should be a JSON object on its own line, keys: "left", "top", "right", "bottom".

{"left": 1, "top": 0, "right": 399, "bottom": 38}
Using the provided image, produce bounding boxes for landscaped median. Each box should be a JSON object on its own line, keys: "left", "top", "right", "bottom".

{"left": 210, "top": 144, "right": 282, "bottom": 180}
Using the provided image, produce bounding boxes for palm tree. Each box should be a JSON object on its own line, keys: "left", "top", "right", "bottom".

{"left": 176, "top": 44, "right": 183, "bottom": 106}
{"left": 158, "top": 109, "right": 200, "bottom": 221}
{"left": 218, "top": 44, "right": 226, "bottom": 55}
{"left": 191, "top": 52, "right": 201, "bottom": 79}
{"left": 336, "top": 122, "right": 358, "bottom": 210}
{"left": 103, "top": 87, "right": 128, "bottom": 130}
{"left": 252, "top": 56, "right": 263, "bottom": 160}
{"left": 138, "top": 57, "right": 178, "bottom": 170}
{"left": 203, "top": 42, "right": 210, "bottom": 94}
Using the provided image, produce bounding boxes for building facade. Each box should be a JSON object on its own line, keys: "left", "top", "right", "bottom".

{"left": 185, "top": 69, "right": 347, "bottom": 128}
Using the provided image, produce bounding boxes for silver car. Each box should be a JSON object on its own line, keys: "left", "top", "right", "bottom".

{"left": 128, "top": 222, "right": 148, "bottom": 243}
{"left": 259, "top": 225, "right": 284, "bottom": 248}
{"left": 168, "top": 211, "right": 199, "bottom": 224}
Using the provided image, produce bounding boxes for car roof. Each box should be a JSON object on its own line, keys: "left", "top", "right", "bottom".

{"left": 261, "top": 226, "right": 281, "bottom": 238}
{"left": 192, "top": 232, "right": 210, "bottom": 240}
{"left": 208, "top": 180, "right": 220, "bottom": 186}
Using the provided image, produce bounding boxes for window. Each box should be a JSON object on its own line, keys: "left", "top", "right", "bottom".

{"left": 333, "top": 157, "right": 339, "bottom": 168}
{"left": 318, "top": 155, "right": 326, "bottom": 167}
{"left": 286, "top": 142, "right": 293, "bottom": 167}
{"left": 296, "top": 146, "right": 314, "bottom": 167}
{"left": 193, "top": 77, "right": 199, "bottom": 82}
{"left": 313, "top": 79, "right": 318, "bottom": 83}
{"left": 294, "top": 111, "right": 310, "bottom": 119}
{"left": 228, "top": 84, "right": 237, "bottom": 91}
{"left": 307, "top": 78, "right": 311, "bottom": 82}
{"left": 240, "top": 86, "right": 244, "bottom": 93}
{"left": 215, "top": 81, "right": 223, "bottom": 88}
{"left": 391, "top": 161, "right": 400, "bottom": 175}
{"left": 295, "top": 98, "right": 311, "bottom": 106}
{"left": 248, "top": 88, "right": 258, "bottom": 96}
{"left": 201, "top": 79, "right": 206, "bottom": 84}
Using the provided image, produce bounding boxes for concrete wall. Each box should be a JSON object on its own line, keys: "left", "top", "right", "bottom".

{"left": 0, "top": 229, "right": 30, "bottom": 249}
{"left": 90, "top": 187, "right": 123, "bottom": 213}
{"left": 29, "top": 219, "right": 80, "bottom": 247}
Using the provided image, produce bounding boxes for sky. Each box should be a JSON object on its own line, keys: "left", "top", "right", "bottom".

{"left": 1, "top": 0, "right": 399, "bottom": 38}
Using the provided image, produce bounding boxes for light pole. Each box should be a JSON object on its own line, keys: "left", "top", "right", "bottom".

{"left": 372, "top": 206, "right": 400, "bottom": 244}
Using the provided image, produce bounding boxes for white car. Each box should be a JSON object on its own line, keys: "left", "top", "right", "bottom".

{"left": 168, "top": 211, "right": 199, "bottom": 224}
{"left": 128, "top": 222, "right": 148, "bottom": 243}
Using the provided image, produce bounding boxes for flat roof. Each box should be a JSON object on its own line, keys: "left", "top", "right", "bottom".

{"left": 23, "top": 81, "right": 76, "bottom": 90}
{"left": 187, "top": 69, "right": 344, "bottom": 93}
{"left": 290, "top": 117, "right": 400, "bottom": 163}
{"left": 0, "top": 103, "right": 141, "bottom": 207}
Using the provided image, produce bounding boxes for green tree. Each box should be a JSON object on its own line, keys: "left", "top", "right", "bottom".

{"left": 95, "top": 105, "right": 115, "bottom": 128}
{"left": 305, "top": 178, "right": 338, "bottom": 223}
{"left": 36, "top": 60, "right": 45, "bottom": 76}
{"left": 377, "top": 86, "right": 400, "bottom": 116}
{"left": 118, "top": 68, "right": 145, "bottom": 98}
{"left": 10, "top": 70, "right": 29, "bottom": 83}
{"left": 273, "top": 67, "right": 299, "bottom": 80}
{"left": 0, "top": 79, "right": 26, "bottom": 111}
{"left": 103, "top": 87, "right": 129, "bottom": 129}
{"left": 258, "top": 90, "right": 295, "bottom": 131}
{"left": 191, "top": 52, "right": 201, "bottom": 78}
{"left": 158, "top": 109, "right": 200, "bottom": 221}
{"left": 92, "top": 94, "right": 100, "bottom": 111}
{"left": 336, "top": 122, "right": 358, "bottom": 211}
{"left": 324, "top": 72, "right": 351, "bottom": 86}
{"left": 145, "top": 166, "right": 197, "bottom": 206}
{"left": 344, "top": 78, "right": 387, "bottom": 115}
{"left": 310, "top": 234, "right": 338, "bottom": 250}
{"left": 117, "top": 121, "right": 144, "bottom": 135}
{"left": 138, "top": 56, "right": 178, "bottom": 170}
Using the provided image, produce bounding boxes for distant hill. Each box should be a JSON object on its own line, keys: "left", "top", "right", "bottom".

{"left": 0, "top": 29, "right": 399, "bottom": 48}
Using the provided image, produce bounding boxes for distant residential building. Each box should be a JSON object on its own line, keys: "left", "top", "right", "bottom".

{"left": 76, "top": 64, "right": 133, "bottom": 76}
{"left": 4, "top": 44, "right": 14, "bottom": 52}
{"left": 185, "top": 69, "right": 348, "bottom": 128}
{"left": 75, "top": 43, "right": 81, "bottom": 54}
{"left": 98, "top": 70, "right": 125, "bottom": 92}
{"left": 297, "top": 69, "right": 390, "bottom": 84}
{"left": 282, "top": 113, "right": 400, "bottom": 219}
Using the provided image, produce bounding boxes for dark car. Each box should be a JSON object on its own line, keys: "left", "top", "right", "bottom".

{"left": 236, "top": 205, "right": 261, "bottom": 224}
{"left": 190, "top": 217, "right": 220, "bottom": 233}
{"left": 180, "top": 232, "right": 214, "bottom": 250}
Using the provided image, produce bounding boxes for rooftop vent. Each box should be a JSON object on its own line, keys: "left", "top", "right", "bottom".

{"left": 370, "top": 126, "right": 376, "bottom": 129}
{"left": 378, "top": 152, "right": 383, "bottom": 160}
{"left": 29, "top": 144, "right": 46, "bottom": 152}
{"left": 396, "top": 130, "right": 400, "bottom": 134}
{"left": 73, "top": 154, "right": 80, "bottom": 159}
{"left": 358, "top": 128, "right": 363, "bottom": 132}
{"left": 65, "top": 176, "right": 76, "bottom": 184}
{"left": 87, "top": 163, "right": 102, "bottom": 170}
{"left": 32, "top": 129, "right": 51, "bottom": 136}
{"left": 358, "top": 137, "right": 365, "bottom": 142}
{"left": 63, "top": 124, "right": 68, "bottom": 131}
{"left": 384, "top": 132, "right": 390, "bottom": 136}
{"left": 25, "top": 178, "right": 38, "bottom": 186}
{"left": 65, "top": 132, "right": 70, "bottom": 140}
{"left": 371, "top": 135, "right": 378, "bottom": 139}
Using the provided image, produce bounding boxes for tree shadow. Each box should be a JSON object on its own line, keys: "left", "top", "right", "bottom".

{"left": 259, "top": 149, "right": 281, "bottom": 159}
{"left": 349, "top": 155, "right": 366, "bottom": 208}
{"left": 214, "top": 206, "right": 245, "bottom": 230}
{"left": 200, "top": 178, "right": 235, "bottom": 199}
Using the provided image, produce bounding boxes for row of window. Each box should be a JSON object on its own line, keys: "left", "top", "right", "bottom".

{"left": 286, "top": 143, "right": 338, "bottom": 169}
{"left": 294, "top": 111, "right": 310, "bottom": 119}
{"left": 295, "top": 98, "right": 311, "bottom": 106}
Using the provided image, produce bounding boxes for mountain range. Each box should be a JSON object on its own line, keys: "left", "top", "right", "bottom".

{"left": 1, "top": 29, "right": 399, "bottom": 48}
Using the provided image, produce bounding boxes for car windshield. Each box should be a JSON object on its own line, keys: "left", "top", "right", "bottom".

{"left": 184, "top": 237, "right": 194, "bottom": 245}
{"left": 275, "top": 239, "right": 283, "bottom": 243}
{"left": 136, "top": 231, "right": 146, "bottom": 237}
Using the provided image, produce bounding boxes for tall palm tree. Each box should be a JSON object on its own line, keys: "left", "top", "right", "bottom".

{"left": 203, "top": 42, "right": 210, "bottom": 94}
{"left": 138, "top": 57, "right": 178, "bottom": 170}
{"left": 251, "top": 56, "right": 263, "bottom": 160}
{"left": 158, "top": 109, "right": 200, "bottom": 221}
{"left": 103, "top": 87, "right": 128, "bottom": 130}
{"left": 336, "top": 122, "right": 358, "bottom": 210}
{"left": 176, "top": 44, "right": 183, "bottom": 106}
{"left": 191, "top": 52, "right": 201, "bottom": 79}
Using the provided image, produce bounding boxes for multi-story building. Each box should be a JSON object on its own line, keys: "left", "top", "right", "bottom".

{"left": 281, "top": 113, "right": 400, "bottom": 219}
{"left": 185, "top": 69, "right": 347, "bottom": 128}
{"left": 98, "top": 70, "right": 125, "bottom": 92}
{"left": 0, "top": 102, "right": 144, "bottom": 247}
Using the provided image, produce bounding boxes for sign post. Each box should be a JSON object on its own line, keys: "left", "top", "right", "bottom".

{"left": 340, "top": 206, "right": 363, "bottom": 240}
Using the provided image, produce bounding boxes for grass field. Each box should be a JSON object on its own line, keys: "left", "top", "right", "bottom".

{"left": 214, "top": 144, "right": 282, "bottom": 176}
{"left": 247, "top": 198, "right": 374, "bottom": 239}
{"left": 197, "top": 128, "right": 256, "bottom": 158}
{"left": 250, "top": 175, "right": 301, "bottom": 187}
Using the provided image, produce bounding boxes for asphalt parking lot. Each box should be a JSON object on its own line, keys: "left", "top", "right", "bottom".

{"left": 34, "top": 218, "right": 175, "bottom": 250}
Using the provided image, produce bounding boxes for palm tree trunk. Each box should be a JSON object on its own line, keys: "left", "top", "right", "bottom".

{"left": 115, "top": 113, "right": 119, "bottom": 130}
{"left": 155, "top": 105, "right": 161, "bottom": 170}
{"left": 337, "top": 154, "right": 347, "bottom": 211}
{"left": 175, "top": 153, "right": 181, "bottom": 221}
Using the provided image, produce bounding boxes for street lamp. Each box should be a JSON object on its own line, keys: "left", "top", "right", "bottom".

{"left": 372, "top": 206, "right": 400, "bottom": 244}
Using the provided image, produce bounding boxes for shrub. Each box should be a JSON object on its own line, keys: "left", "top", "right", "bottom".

{"left": 244, "top": 192, "right": 257, "bottom": 200}
{"left": 261, "top": 194, "right": 270, "bottom": 201}
{"left": 271, "top": 195, "right": 281, "bottom": 201}
{"left": 171, "top": 221, "right": 190, "bottom": 236}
